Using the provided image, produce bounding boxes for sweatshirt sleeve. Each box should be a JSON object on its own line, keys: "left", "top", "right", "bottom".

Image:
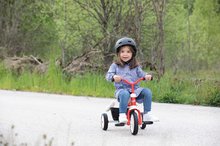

{"left": 136, "top": 66, "right": 147, "bottom": 78}
{"left": 106, "top": 63, "right": 117, "bottom": 82}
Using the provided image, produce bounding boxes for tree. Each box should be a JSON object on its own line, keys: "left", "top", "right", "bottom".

{"left": 0, "top": 0, "right": 58, "bottom": 57}
{"left": 0, "top": 0, "right": 24, "bottom": 52}
{"left": 152, "top": 0, "right": 167, "bottom": 79}
{"left": 73, "top": 0, "right": 150, "bottom": 68}
{"left": 189, "top": 0, "right": 220, "bottom": 70}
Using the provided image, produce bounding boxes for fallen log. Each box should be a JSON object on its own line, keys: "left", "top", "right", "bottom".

{"left": 4, "top": 55, "right": 48, "bottom": 74}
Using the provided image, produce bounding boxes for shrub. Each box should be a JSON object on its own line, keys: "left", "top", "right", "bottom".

{"left": 208, "top": 89, "right": 220, "bottom": 107}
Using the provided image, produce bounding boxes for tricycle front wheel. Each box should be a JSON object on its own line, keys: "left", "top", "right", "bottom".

{"left": 130, "top": 111, "right": 138, "bottom": 135}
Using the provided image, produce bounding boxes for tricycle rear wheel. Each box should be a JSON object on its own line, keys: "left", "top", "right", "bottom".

{"left": 101, "top": 113, "right": 108, "bottom": 130}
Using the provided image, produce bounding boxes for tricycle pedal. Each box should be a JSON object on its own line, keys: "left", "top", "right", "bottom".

{"left": 143, "top": 121, "right": 153, "bottom": 124}
{"left": 115, "top": 122, "right": 125, "bottom": 126}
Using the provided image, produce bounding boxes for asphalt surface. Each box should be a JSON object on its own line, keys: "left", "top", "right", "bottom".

{"left": 0, "top": 90, "right": 220, "bottom": 146}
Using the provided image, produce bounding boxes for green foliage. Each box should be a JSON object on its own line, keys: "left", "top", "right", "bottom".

{"left": 0, "top": 61, "right": 115, "bottom": 97}
{"left": 0, "top": 0, "right": 58, "bottom": 57}
{"left": 141, "top": 70, "right": 220, "bottom": 106}
{"left": 209, "top": 90, "right": 220, "bottom": 107}
{"left": 0, "top": 62, "right": 220, "bottom": 107}
{"left": 165, "top": 0, "right": 188, "bottom": 69}
{"left": 0, "top": 0, "right": 220, "bottom": 107}
{"left": 159, "top": 91, "right": 179, "bottom": 103}
{"left": 20, "top": 1, "right": 58, "bottom": 57}
{"left": 188, "top": 0, "right": 220, "bottom": 69}
{"left": 69, "top": 73, "right": 114, "bottom": 97}
{"left": 1, "top": 0, "right": 220, "bottom": 71}
{"left": 165, "top": 0, "right": 220, "bottom": 71}
{"left": 52, "top": 0, "right": 104, "bottom": 64}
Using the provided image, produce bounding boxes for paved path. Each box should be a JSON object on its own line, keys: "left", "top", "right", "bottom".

{"left": 0, "top": 90, "right": 220, "bottom": 146}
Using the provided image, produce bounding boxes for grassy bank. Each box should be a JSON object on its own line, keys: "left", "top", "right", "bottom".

{"left": 143, "top": 71, "right": 220, "bottom": 106}
{"left": 0, "top": 63, "right": 219, "bottom": 107}
{"left": 0, "top": 62, "right": 114, "bottom": 97}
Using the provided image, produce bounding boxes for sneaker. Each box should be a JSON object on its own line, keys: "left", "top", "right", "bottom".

{"left": 119, "top": 113, "right": 127, "bottom": 123}
{"left": 143, "top": 113, "right": 159, "bottom": 122}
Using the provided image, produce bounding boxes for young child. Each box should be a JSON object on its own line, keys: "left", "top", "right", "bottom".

{"left": 106, "top": 37, "right": 159, "bottom": 123}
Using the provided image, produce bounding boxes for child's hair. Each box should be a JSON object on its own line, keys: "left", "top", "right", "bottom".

{"left": 115, "top": 45, "right": 139, "bottom": 69}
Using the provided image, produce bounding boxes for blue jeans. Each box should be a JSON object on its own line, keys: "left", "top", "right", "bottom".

{"left": 118, "top": 88, "right": 152, "bottom": 114}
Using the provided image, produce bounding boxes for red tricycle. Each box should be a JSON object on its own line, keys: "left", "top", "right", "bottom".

{"left": 101, "top": 77, "right": 153, "bottom": 135}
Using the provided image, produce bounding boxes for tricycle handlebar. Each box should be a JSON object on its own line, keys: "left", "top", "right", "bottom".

{"left": 121, "top": 77, "right": 145, "bottom": 93}
{"left": 121, "top": 76, "right": 153, "bottom": 93}
{"left": 121, "top": 77, "right": 145, "bottom": 86}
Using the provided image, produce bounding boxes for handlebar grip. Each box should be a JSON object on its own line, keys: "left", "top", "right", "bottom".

{"left": 144, "top": 75, "right": 153, "bottom": 81}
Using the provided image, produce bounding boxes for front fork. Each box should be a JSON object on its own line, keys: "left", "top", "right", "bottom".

{"left": 127, "top": 108, "right": 142, "bottom": 125}
{"left": 126, "top": 95, "right": 142, "bottom": 125}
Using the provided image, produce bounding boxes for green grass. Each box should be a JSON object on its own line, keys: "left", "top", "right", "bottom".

{"left": 0, "top": 62, "right": 115, "bottom": 98}
{"left": 0, "top": 62, "right": 219, "bottom": 106}
{"left": 141, "top": 70, "right": 220, "bottom": 106}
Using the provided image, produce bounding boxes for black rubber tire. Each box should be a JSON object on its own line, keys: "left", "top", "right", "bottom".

{"left": 101, "top": 113, "right": 108, "bottom": 130}
{"left": 130, "top": 111, "right": 139, "bottom": 135}
{"left": 140, "top": 113, "right": 146, "bottom": 129}
{"left": 140, "top": 123, "right": 146, "bottom": 129}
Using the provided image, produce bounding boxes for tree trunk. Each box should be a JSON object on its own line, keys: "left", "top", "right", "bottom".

{"left": 152, "top": 0, "right": 166, "bottom": 80}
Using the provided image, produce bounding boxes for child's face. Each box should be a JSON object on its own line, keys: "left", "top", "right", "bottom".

{"left": 119, "top": 46, "right": 132, "bottom": 62}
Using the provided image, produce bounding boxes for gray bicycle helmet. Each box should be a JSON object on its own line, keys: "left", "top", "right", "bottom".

{"left": 114, "top": 37, "right": 137, "bottom": 55}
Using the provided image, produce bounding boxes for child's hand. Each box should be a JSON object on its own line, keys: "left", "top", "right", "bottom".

{"left": 145, "top": 74, "right": 152, "bottom": 81}
{"left": 113, "top": 75, "right": 122, "bottom": 82}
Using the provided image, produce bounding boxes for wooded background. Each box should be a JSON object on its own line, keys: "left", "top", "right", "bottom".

{"left": 0, "top": 0, "right": 220, "bottom": 77}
